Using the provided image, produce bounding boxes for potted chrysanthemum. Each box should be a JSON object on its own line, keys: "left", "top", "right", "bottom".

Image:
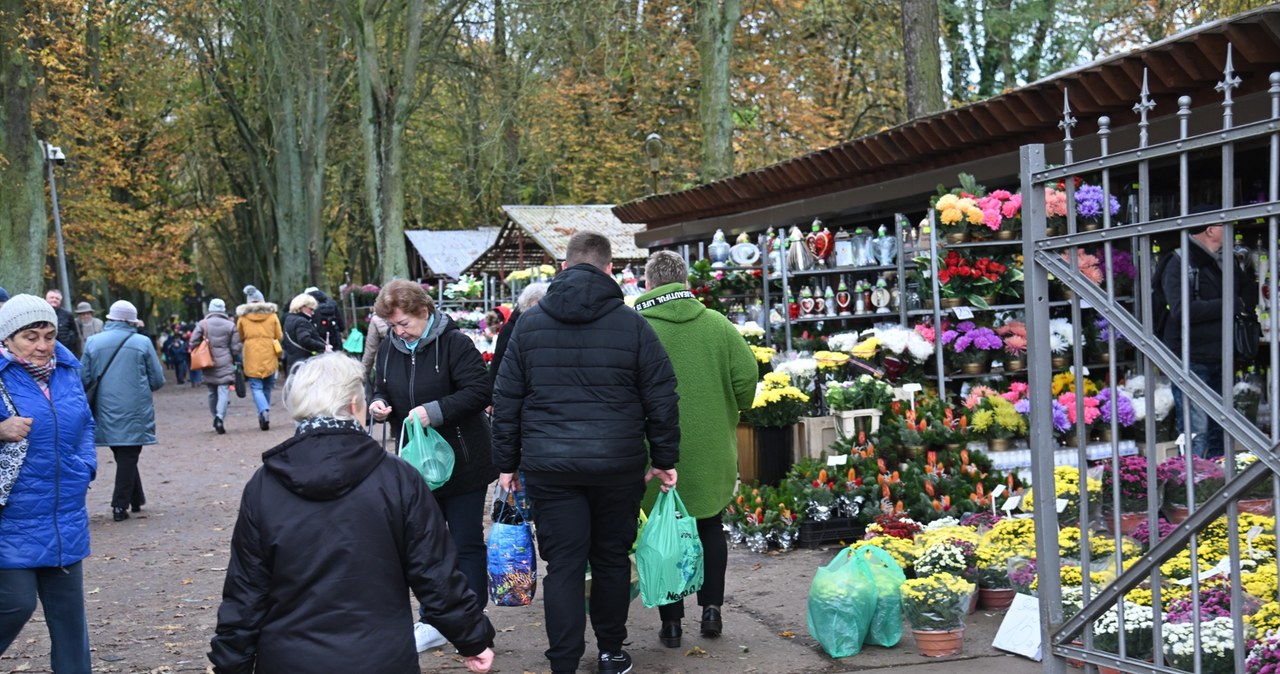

{"left": 900, "top": 572, "right": 974, "bottom": 657}
{"left": 1157, "top": 456, "right": 1224, "bottom": 524}
{"left": 1091, "top": 600, "right": 1155, "bottom": 662}
{"left": 741, "top": 372, "right": 810, "bottom": 486}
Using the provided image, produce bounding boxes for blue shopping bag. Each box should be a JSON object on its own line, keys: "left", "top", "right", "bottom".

{"left": 488, "top": 489, "right": 537, "bottom": 606}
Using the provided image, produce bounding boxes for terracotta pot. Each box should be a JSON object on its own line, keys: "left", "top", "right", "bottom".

{"left": 960, "top": 361, "right": 990, "bottom": 375}
{"left": 996, "top": 229, "right": 1018, "bottom": 241}
{"left": 1164, "top": 504, "right": 1190, "bottom": 524}
{"left": 945, "top": 231, "right": 969, "bottom": 244}
{"left": 1104, "top": 511, "right": 1146, "bottom": 536}
{"left": 986, "top": 437, "right": 1012, "bottom": 453}
{"left": 978, "top": 587, "right": 1016, "bottom": 611}
{"left": 1238, "top": 498, "right": 1274, "bottom": 516}
{"left": 913, "top": 628, "right": 964, "bottom": 657}
{"left": 1099, "top": 667, "right": 1122, "bottom": 674}
{"left": 1066, "top": 640, "right": 1085, "bottom": 668}
{"left": 968, "top": 591, "right": 979, "bottom": 614}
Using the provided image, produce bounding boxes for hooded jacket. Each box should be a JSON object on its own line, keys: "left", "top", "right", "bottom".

{"left": 235, "top": 302, "right": 282, "bottom": 379}
{"left": 81, "top": 321, "right": 166, "bottom": 446}
{"left": 307, "top": 290, "right": 346, "bottom": 351}
{"left": 371, "top": 313, "right": 495, "bottom": 499}
{"left": 635, "top": 283, "right": 757, "bottom": 519}
{"left": 0, "top": 342, "right": 96, "bottom": 569}
{"left": 209, "top": 427, "right": 494, "bottom": 674}
{"left": 491, "top": 263, "right": 680, "bottom": 485}
{"left": 192, "top": 312, "right": 243, "bottom": 385}
{"left": 1158, "top": 238, "right": 1255, "bottom": 362}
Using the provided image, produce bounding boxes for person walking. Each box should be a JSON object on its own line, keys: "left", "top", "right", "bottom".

{"left": 0, "top": 294, "right": 96, "bottom": 672}
{"left": 634, "top": 251, "right": 757, "bottom": 648}
{"left": 191, "top": 299, "right": 242, "bottom": 435}
{"left": 163, "top": 325, "right": 192, "bottom": 385}
{"left": 44, "top": 289, "right": 80, "bottom": 356}
{"left": 235, "top": 285, "right": 282, "bottom": 431}
{"left": 74, "top": 302, "right": 103, "bottom": 344}
{"left": 209, "top": 354, "right": 495, "bottom": 674}
{"left": 81, "top": 301, "right": 166, "bottom": 521}
{"left": 492, "top": 231, "right": 681, "bottom": 674}
{"left": 1156, "top": 205, "right": 1256, "bottom": 459}
{"left": 305, "top": 287, "right": 346, "bottom": 353}
{"left": 282, "top": 293, "right": 329, "bottom": 375}
{"left": 488, "top": 282, "right": 548, "bottom": 396}
{"left": 360, "top": 311, "right": 389, "bottom": 377}
{"left": 368, "top": 279, "right": 497, "bottom": 652}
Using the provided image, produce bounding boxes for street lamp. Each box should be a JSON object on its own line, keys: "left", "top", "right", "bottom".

{"left": 38, "top": 140, "right": 71, "bottom": 303}
{"left": 643, "top": 133, "right": 664, "bottom": 195}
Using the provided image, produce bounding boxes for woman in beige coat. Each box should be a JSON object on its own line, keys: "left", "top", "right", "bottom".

{"left": 236, "top": 286, "right": 282, "bottom": 431}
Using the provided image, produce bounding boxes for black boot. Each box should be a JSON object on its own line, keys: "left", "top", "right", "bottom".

{"left": 259, "top": 412, "right": 269, "bottom": 431}
{"left": 214, "top": 417, "right": 225, "bottom": 434}
{"left": 659, "top": 620, "right": 682, "bottom": 648}
{"left": 112, "top": 507, "right": 129, "bottom": 522}
{"left": 700, "top": 605, "right": 722, "bottom": 638}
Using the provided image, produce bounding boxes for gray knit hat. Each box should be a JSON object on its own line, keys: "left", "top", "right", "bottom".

{"left": 0, "top": 294, "right": 58, "bottom": 342}
{"left": 208, "top": 298, "right": 226, "bottom": 313}
{"left": 243, "top": 285, "right": 265, "bottom": 303}
{"left": 106, "top": 300, "right": 138, "bottom": 323}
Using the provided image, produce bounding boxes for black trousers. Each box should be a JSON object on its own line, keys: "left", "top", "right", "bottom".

{"left": 526, "top": 480, "right": 643, "bottom": 673}
{"left": 657, "top": 516, "right": 728, "bottom": 621}
{"left": 110, "top": 446, "right": 145, "bottom": 510}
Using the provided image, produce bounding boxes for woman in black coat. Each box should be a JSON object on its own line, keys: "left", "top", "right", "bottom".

{"left": 368, "top": 279, "right": 497, "bottom": 648}
{"left": 209, "top": 354, "right": 495, "bottom": 673}
{"left": 282, "top": 293, "right": 329, "bottom": 374}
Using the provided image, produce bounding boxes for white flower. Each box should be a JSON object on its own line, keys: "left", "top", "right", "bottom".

{"left": 827, "top": 332, "right": 860, "bottom": 353}
{"left": 775, "top": 358, "right": 817, "bottom": 381}
{"left": 1120, "top": 375, "right": 1146, "bottom": 398}
{"left": 1131, "top": 397, "right": 1148, "bottom": 423}
{"left": 873, "top": 326, "right": 910, "bottom": 355}
{"left": 1048, "top": 318, "right": 1074, "bottom": 353}
{"left": 736, "top": 322, "right": 764, "bottom": 339}
{"left": 1236, "top": 380, "right": 1263, "bottom": 396}
{"left": 924, "top": 516, "right": 961, "bottom": 531}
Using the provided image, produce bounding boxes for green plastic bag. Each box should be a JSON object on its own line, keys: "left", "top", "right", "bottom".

{"left": 857, "top": 545, "right": 907, "bottom": 648}
{"left": 636, "top": 488, "right": 704, "bottom": 609}
{"left": 806, "top": 546, "right": 878, "bottom": 658}
{"left": 398, "top": 416, "right": 454, "bottom": 490}
{"left": 342, "top": 329, "right": 364, "bottom": 354}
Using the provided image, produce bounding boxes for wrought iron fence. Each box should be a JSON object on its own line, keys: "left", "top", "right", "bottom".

{"left": 1022, "top": 47, "right": 1280, "bottom": 674}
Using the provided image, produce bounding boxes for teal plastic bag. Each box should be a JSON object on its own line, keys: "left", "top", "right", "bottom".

{"left": 636, "top": 488, "right": 704, "bottom": 609}
{"left": 858, "top": 545, "right": 906, "bottom": 648}
{"left": 806, "top": 546, "right": 878, "bottom": 658}
{"left": 398, "top": 416, "right": 454, "bottom": 490}
{"left": 342, "top": 329, "right": 364, "bottom": 354}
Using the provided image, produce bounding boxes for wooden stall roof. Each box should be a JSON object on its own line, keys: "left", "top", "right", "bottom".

{"left": 466, "top": 205, "right": 650, "bottom": 276}
{"left": 404, "top": 228, "right": 500, "bottom": 279}
{"left": 613, "top": 5, "right": 1280, "bottom": 245}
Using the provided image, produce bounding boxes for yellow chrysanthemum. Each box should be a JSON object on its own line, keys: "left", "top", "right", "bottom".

{"left": 1248, "top": 601, "right": 1280, "bottom": 636}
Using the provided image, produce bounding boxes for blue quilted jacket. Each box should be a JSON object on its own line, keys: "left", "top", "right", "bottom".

{"left": 0, "top": 342, "right": 97, "bottom": 569}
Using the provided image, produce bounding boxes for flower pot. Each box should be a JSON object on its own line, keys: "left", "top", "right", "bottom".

{"left": 996, "top": 230, "right": 1018, "bottom": 241}
{"left": 940, "top": 297, "right": 963, "bottom": 309}
{"left": 1095, "top": 427, "right": 1114, "bottom": 443}
{"left": 1051, "top": 355, "right": 1070, "bottom": 369}
{"left": 986, "top": 437, "right": 1012, "bottom": 453}
{"left": 1237, "top": 498, "right": 1274, "bottom": 516}
{"left": 1004, "top": 357, "right": 1026, "bottom": 372}
{"left": 1164, "top": 504, "right": 1190, "bottom": 524}
{"left": 913, "top": 628, "right": 964, "bottom": 657}
{"left": 1058, "top": 287, "right": 1076, "bottom": 302}
{"left": 960, "top": 361, "right": 990, "bottom": 375}
{"left": 968, "top": 591, "right": 979, "bottom": 614}
{"left": 944, "top": 442, "right": 964, "bottom": 452}
{"left": 1061, "top": 433, "right": 1079, "bottom": 448}
{"left": 1046, "top": 226, "right": 1062, "bottom": 237}
{"left": 980, "top": 294, "right": 998, "bottom": 307}
{"left": 1080, "top": 221, "right": 1102, "bottom": 232}
{"left": 1104, "top": 511, "right": 1147, "bottom": 536}
{"left": 752, "top": 425, "right": 794, "bottom": 488}
{"left": 945, "top": 231, "right": 969, "bottom": 244}
{"left": 978, "top": 587, "right": 1015, "bottom": 611}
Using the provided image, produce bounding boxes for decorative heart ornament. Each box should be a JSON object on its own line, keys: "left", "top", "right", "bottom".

{"left": 812, "top": 296, "right": 826, "bottom": 315}
{"left": 805, "top": 227, "right": 834, "bottom": 265}
{"left": 800, "top": 297, "right": 816, "bottom": 315}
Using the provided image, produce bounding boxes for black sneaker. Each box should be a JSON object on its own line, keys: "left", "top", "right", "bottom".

{"left": 598, "top": 650, "right": 632, "bottom": 674}
{"left": 259, "top": 412, "right": 269, "bottom": 431}
{"left": 112, "top": 507, "right": 129, "bottom": 522}
{"left": 214, "top": 417, "right": 225, "bottom": 434}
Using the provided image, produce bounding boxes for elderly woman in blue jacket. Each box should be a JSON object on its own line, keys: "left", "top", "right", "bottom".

{"left": 0, "top": 294, "right": 97, "bottom": 672}
{"left": 81, "top": 300, "right": 166, "bottom": 521}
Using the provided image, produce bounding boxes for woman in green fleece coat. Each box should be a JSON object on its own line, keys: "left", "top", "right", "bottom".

{"left": 635, "top": 251, "right": 758, "bottom": 649}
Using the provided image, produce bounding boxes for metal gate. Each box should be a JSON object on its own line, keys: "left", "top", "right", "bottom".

{"left": 1022, "top": 47, "right": 1280, "bottom": 673}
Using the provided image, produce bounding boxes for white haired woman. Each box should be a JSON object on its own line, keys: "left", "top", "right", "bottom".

{"left": 209, "top": 353, "right": 495, "bottom": 673}
{"left": 281, "top": 293, "right": 329, "bottom": 375}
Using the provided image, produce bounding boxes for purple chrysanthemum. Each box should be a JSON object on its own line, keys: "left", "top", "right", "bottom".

{"left": 1097, "top": 388, "right": 1136, "bottom": 427}
{"left": 1075, "top": 184, "right": 1121, "bottom": 219}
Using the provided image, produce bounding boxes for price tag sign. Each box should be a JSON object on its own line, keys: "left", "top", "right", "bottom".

{"left": 893, "top": 387, "right": 913, "bottom": 401}
{"left": 1002, "top": 495, "right": 1022, "bottom": 512}
{"left": 1056, "top": 498, "right": 1069, "bottom": 513}
{"left": 902, "top": 383, "right": 923, "bottom": 393}
{"left": 1249, "top": 526, "right": 1263, "bottom": 542}
{"left": 827, "top": 454, "right": 849, "bottom": 466}
{"left": 952, "top": 306, "right": 975, "bottom": 320}
{"left": 990, "top": 484, "right": 1007, "bottom": 500}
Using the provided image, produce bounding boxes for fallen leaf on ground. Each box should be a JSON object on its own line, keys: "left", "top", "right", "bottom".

{"left": 685, "top": 645, "right": 708, "bottom": 657}
{"left": 779, "top": 630, "right": 795, "bottom": 638}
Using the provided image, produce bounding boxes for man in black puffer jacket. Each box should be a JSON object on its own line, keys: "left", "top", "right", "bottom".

{"left": 493, "top": 231, "right": 680, "bottom": 674}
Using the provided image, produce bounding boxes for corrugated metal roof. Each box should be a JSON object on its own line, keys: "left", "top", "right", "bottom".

{"left": 404, "top": 228, "right": 500, "bottom": 279}
{"left": 465, "top": 205, "right": 650, "bottom": 275}
{"left": 613, "top": 5, "right": 1280, "bottom": 234}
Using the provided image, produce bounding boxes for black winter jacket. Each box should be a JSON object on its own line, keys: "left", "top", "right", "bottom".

{"left": 371, "top": 313, "right": 496, "bottom": 499}
{"left": 282, "top": 312, "right": 327, "bottom": 373}
{"left": 491, "top": 264, "right": 680, "bottom": 485}
{"left": 208, "top": 427, "right": 494, "bottom": 674}
{"left": 308, "top": 290, "right": 346, "bottom": 351}
{"left": 55, "top": 307, "right": 81, "bottom": 355}
{"left": 1158, "top": 239, "right": 1254, "bottom": 362}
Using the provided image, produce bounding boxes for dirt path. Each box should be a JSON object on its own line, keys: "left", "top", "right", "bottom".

{"left": 0, "top": 371, "right": 1032, "bottom": 674}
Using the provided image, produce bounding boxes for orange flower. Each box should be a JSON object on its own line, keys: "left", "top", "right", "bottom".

{"left": 847, "top": 468, "right": 856, "bottom": 482}
{"left": 895, "top": 501, "right": 904, "bottom": 513}
{"left": 960, "top": 449, "right": 970, "bottom": 465}
{"left": 924, "top": 481, "right": 935, "bottom": 497}
{"left": 818, "top": 469, "right": 828, "bottom": 484}
{"left": 882, "top": 484, "right": 891, "bottom": 500}
{"left": 943, "top": 495, "right": 952, "bottom": 509}
{"left": 933, "top": 499, "right": 943, "bottom": 511}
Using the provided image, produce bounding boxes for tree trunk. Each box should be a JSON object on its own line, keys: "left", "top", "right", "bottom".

{"left": 901, "top": 0, "right": 945, "bottom": 119}
{"left": 0, "top": 0, "right": 48, "bottom": 293}
{"left": 697, "top": 0, "right": 739, "bottom": 183}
